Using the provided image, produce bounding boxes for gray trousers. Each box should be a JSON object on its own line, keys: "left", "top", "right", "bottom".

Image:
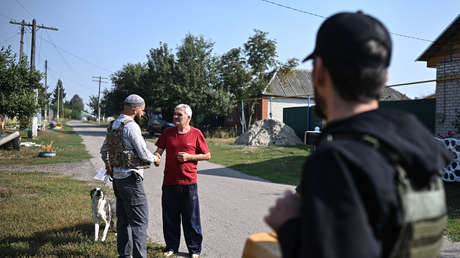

{"left": 113, "top": 174, "right": 148, "bottom": 258}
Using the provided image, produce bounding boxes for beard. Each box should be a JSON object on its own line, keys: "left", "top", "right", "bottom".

{"left": 314, "top": 86, "right": 327, "bottom": 120}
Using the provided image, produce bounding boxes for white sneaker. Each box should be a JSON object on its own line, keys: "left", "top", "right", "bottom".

{"left": 163, "top": 250, "right": 174, "bottom": 257}
{"left": 191, "top": 254, "right": 200, "bottom": 258}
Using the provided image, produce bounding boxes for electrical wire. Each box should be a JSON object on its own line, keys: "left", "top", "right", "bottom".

{"left": 38, "top": 33, "right": 113, "bottom": 73}
{"left": 14, "top": 0, "right": 34, "bottom": 19}
{"left": 0, "top": 32, "right": 20, "bottom": 47}
{"left": 260, "top": 0, "right": 433, "bottom": 43}
{"left": 44, "top": 31, "right": 80, "bottom": 78}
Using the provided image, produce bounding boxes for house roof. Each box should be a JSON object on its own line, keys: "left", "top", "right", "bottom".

{"left": 416, "top": 14, "right": 460, "bottom": 67}
{"left": 262, "top": 69, "right": 314, "bottom": 98}
{"left": 262, "top": 68, "right": 409, "bottom": 101}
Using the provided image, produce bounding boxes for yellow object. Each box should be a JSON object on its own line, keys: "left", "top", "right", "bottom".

{"left": 241, "top": 232, "right": 281, "bottom": 258}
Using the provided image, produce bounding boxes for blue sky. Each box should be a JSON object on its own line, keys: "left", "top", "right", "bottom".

{"left": 1, "top": 0, "right": 459, "bottom": 109}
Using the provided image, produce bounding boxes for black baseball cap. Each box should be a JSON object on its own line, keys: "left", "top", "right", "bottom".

{"left": 303, "top": 11, "right": 392, "bottom": 67}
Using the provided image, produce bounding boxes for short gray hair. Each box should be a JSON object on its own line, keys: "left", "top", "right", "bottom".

{"left": 175, "top": 104, "right": 192, "bottom": 118}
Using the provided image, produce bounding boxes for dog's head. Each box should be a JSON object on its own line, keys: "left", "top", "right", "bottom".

{"left": 90, "top": 188, "right": 105, "bottom": 200}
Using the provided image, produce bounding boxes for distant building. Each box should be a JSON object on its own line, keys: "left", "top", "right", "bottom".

{"left": 225, "top": 68, "right": 409, "bottom": 127}
{"left": 417, "top": 14, "right": 460, "bottom": 136}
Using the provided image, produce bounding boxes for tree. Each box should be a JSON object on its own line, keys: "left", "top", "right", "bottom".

{"left": 242, "top": 30, "right": 277, "bottom": 128}
{"left": 174, "top": 34, "right": 233, "bottom": 125}
{"left": 106, "top": 63, "right": 148, "bottom": 116}
{"left": 70, "top": 94, "right": 84, "bottom": 110}
{"left": 0, "top": 46, "right": 42, "bottom": 124}
{"left": 51, "top": 79, "right": 66, "bottom": 118}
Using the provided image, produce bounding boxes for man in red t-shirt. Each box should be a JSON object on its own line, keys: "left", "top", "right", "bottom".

{"left": 154, "top": 104, "right": 211, "bottom": 258}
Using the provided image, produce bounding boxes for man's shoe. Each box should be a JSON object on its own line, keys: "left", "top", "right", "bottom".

{"left": 163, "top": 250, "right": 174, "bottom": 257}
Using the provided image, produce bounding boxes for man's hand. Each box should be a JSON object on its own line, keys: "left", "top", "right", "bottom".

{"left": 106, "top": 166, "right": 113, "bottom": 178}
{"left": 177, "top": 152, "right": 191, "bottom": 163}
{"left": 264, "top": 190, "right": 301, "bottom": 231}
{"left": 154, "top": 152, "right": 161, "bottom": 167}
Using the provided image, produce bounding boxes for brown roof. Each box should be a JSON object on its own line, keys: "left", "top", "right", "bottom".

{"left": 417, "top": 14, "right": 460, "bottom": 67}
{"left": 263, "top": 68, "right": 409, "bottom": 101}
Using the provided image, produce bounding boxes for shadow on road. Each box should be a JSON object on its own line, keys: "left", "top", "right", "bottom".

{"left": 198, "top": 167, "right": 269, "bottom": 183}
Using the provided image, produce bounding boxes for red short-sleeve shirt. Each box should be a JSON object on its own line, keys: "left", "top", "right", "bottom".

{"left": 156, "top": 126, "right": 210, "bottom": 185}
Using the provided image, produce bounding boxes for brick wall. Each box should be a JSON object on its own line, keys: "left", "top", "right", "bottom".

{"left": 435, "top": 57, "right": 460, "bottom": 137}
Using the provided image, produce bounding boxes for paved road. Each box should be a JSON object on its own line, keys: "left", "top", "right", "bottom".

{"left": 65, "top": 120, "right": 460, "bottom": 258}
{"left": 67, "top": 120, "right": 292, "bottom": 257}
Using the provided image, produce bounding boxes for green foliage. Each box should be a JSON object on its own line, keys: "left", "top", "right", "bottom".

{"left": 0, "top": 46, "right": 43, "bottom": 120}
{"left": 103, "top": 30, "right": 296, "bottom": 130}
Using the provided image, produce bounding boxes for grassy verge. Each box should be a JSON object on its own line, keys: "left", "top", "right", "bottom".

{"left": 0, "top": 171, "right": 163, "bottom": 257}
{"left": 0, "top": 124, "right": 91, "bottom": 166}
{"left": 207, "top": 138, "right": 310, "bottom": 185}
{"left": 445, "top": 183, "right": 460, "bottom": 241}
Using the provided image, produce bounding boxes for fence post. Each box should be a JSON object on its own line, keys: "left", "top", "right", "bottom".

{"left": 307, "top": 96, "right": 311, "bottom": 131}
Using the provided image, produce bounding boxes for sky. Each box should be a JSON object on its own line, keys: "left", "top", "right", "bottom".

{"left": 1, "top": 0, "right": 459, "bottom": 110}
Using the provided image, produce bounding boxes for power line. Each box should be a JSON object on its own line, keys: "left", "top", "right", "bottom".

{"left": 44, "top": 30, "right": 80, "bottom": 77}
{"left": 38, "top": 34, "right": 113, "bottom": 73}
{"left": 0, "top": 13, "right": 13, "bottom": 20}
{"left": 14, "top": 0, "right": 34, "bottom": 19}
{"left": 260, "top": 0, "right": 433, "bottom": 43}
{"left": 261, "top": 0, "right": 326, "bottom": 18}
{"left": 0, "top": 32, "right": 20, "bottom": 47}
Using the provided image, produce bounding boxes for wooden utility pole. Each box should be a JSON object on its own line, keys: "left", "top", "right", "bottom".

{"left": 19, "top": 20, "right": 25, "bottom": 61}
{"left": 10, "top": 19, "right": 58, "bottom": 69}
{"left": 44, "top": 60, "right": 48, "bottom": 120}
{"left": 10, "top": 18, "right": 58, "bottom": 137}
{"left": 92, "top": 76, "right": 108, "bottom": 122}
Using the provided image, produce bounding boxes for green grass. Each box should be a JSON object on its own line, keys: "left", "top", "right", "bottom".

{"left": 0, "top": 171, "right": 163, "bottom": 257}
{"left": 207, "top": 138, "right": 310, "bottom": 185}
{"left": 0, "top": 124, "right": 91, "bottom": 166}
{"left": 445, "top": 183, "right": 460, "bottom": 241}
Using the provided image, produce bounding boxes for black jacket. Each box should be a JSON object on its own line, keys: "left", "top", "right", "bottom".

{"left": 277, "top": 109, "right": 451, "bottom": 258}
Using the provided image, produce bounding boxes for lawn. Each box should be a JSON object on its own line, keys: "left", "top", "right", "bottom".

{"left": 207, "top": 138, "right": 310, "bottom": 185}
{"left": 0, "top": 124, "right": 91, "bottom": 166}
{"left": 0, "top": 171, "right": 163, "bottom": 257}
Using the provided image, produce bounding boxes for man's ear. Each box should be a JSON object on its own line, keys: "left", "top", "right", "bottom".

{"left": 313, "top": 57, "right": 326, "bottom": 87}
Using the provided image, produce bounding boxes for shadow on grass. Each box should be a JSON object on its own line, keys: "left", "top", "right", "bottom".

{"left": 199, "top": 155, "right": 305, "bottom": 185}
{"left": 446, "top": 182, "right": 460, "bottom": 218}
{"left": 0, "top": 222, "right": 94, "bottom": 256}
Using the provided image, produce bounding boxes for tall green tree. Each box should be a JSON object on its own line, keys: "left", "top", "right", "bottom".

{"left": 243, "top": 29, "right": 277, "bottom": 128}
{"left": 0, "top": 46, "right": 42, "bottom": 123}
{"left": 51, "top": 79, "right": 66, "bottom": 118}
{"left": 107, "top": 63, "right": 147, "bottom": 115}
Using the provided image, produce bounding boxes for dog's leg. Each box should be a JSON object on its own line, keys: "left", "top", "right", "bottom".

{"left": 101, "top": 220, "right": 110, "bottom": 241}
{"left": 94, "top": 223, "right": 99, "bottom": 241}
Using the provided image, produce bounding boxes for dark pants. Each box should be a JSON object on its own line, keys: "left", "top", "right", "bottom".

{"left": 162, "top": 184, "right": 202, "bottom": 255}
{"left": 113, "top": 174, "right": 148, "bottom": 258}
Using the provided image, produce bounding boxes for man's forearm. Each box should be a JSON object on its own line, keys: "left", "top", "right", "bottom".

{"left": 189, "top": 152, "right": 211, "bottom": 161}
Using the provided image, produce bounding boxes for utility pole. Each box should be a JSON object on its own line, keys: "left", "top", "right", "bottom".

{"left": 19, "top": 20, "right": 25, "bottom": 61}
{"left": 92, "top": 76, "right": 108, "bottom": 123}
{"left": 57, "top": 83, "right": 60, "bottom": 120}
{"left": 10, "top": 18, "right": 58, "bottom": 137}
{"left": 44, "top": 60, "right": 48, "bottom": 120}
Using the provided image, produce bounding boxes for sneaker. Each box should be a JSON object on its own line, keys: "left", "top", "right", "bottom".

{"left": 191, "top": 254, "right": 200, "bottom": 258}
{"left": 163, "top": 250, "right": 174, "bottom": 257}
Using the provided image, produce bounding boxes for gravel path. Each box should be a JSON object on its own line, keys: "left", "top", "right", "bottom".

{"left": 2, "top": 120, "right": 459, "bottom": 258}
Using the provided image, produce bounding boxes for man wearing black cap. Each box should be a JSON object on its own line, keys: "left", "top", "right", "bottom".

{"left": 100, "top": 94, "right": 160, "bottom": 258}
{"left": 264, "top": 12, "right": 451, "bottom": 257}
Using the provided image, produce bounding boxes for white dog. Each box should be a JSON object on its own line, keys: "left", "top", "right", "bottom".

{"left": 90, "top": 188, "right": 116, "bottom": 241}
